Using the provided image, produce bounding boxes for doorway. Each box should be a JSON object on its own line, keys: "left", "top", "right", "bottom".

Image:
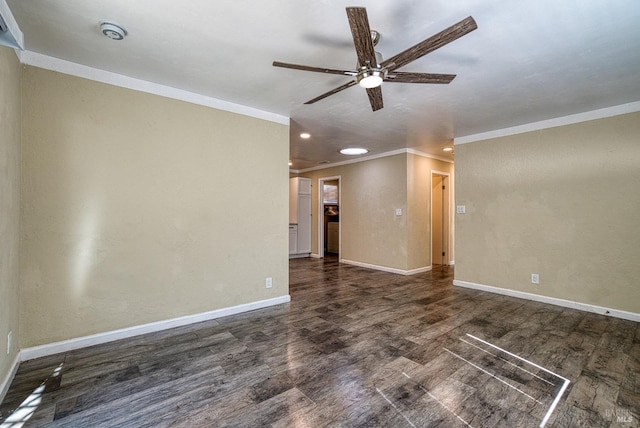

{"left": 431, "top": 171, "right": 451, "bottom": 267}
{"left": 317, "top": 176, "right": 341, "bottom": 258}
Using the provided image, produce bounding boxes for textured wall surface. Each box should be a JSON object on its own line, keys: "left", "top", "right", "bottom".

{"left": 455, "top": 112, "right": 640, "bottom": 313}
{"left": 0, "top": 45, "right": 21, "bottom": 394}
{"left": 407, "top": 154, "right": 454, "bottom": 270}
{"left": 20, "top": 66, "right": 290, "bottom": 347}
{"left": 301, "top": 153, "right": 453, "bottom": 271}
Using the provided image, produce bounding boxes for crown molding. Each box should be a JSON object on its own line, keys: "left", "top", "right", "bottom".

{"left": 454, "top": 101, "right": 640, "bottom": 145}
{"left": 406, "top": 148, "right": 454, "bottom": 164}
{"left": 0, "top": 0, "right": 24, "bottom": 50}
{"left": 296, "top": 148, "right": 453, "bottom": 173}
{"left": 19, "top": 51, "right": 290, "bottom": 126}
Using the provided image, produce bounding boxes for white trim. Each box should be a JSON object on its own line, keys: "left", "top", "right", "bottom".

{"left": 288, "top": 253, "right": 310, "bottom": 259}
{"left": 19, "top": 51, "right": 289, "bottom": 126}
{"left": 453, "top": 280, "right": 640, "bottom": 322}
{"left": 300, "top": 148, "right": 406, "bottom": 172}
{"left": 0, "top": 352, "right": 21, "bottom": 403}
{"left": 297, "top": 148, "right": 452, "bottom": 173}
{"left": 341, "top": 259, "right": 432, "bottom": 276}
{"left": 406, "top": 148, "right": 454, "bottom": 164}
{"left": 0, "top": 0, "right": 24, "bottom": 49}
{"left": 431, "top": 170, "right": 452, "bottom": 268}
{"left": 20, "top": 295, "right": 290, "bottom": 361}
{"left": 431, "top": 169, "right": 451, "bottom": 176}
{"left": 317, "top": 175, "right": 341, "bottom": 259}
{"left": 454, "top": 101, "right": 640, "bottom": 145}
{"left": 310, "top": 253, "right": 322, "bottom": 259}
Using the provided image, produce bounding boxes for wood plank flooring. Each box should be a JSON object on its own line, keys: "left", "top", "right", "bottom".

{"left": 1, "top": 256, "right": 639, "bottom": 427}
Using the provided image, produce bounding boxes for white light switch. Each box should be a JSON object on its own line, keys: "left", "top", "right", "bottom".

{"left": 395, "top": 209, "right": 402, "bottom": 216}
{"left": 456, "top": 205, "right": 466, "bottom": 214}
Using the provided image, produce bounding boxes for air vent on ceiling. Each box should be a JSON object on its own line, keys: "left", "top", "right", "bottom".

{"left": 0, "top": 0, "right": 24, "bottom": 50}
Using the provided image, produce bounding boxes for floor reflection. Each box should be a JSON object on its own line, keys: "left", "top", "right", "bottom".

{"left": 1, "top": 363, "right": 63, "bottom": 428}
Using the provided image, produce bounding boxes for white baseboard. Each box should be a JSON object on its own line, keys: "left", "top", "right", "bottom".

{"left": 289, "top": 253, "right": 310, "bottom": 259}
{"left": 340, "top": 259, "right": 432, "bottom": 276}
{"left": 20, "top": 295, "right": 291, "bottom": 362}
{"left": 0, "top": 352, "right": 21, "bottom": 403}
{"left": 453, "top": 280, "right": 640, "bottom": 322}
{"left": 310, "top": 253, "right": 322, "bottom": 259}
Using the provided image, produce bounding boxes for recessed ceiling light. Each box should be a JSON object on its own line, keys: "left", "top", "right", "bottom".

{"left": 288, "top": 160, "right": 293, "bottom": 166}
{"left": 340, "top": 147, "right": 369, "bottom": 156}
{"left": 443, "top": 147, "right": 453, "bottom": 152}
{"left": 300, "top": 132, "right": 311, "bottom": 139}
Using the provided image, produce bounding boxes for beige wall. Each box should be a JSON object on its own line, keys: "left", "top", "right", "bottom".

{"left": 455, "top": 112, "right": 640, "bottom": 313}
{"left": 407, "top": 154, "right": 454, "bottom": 270}
{"left": 300, "top": 153, "right": 453, "bottom": 272}
{"left": 0, "top": 46, "right": 21, "bottom": 393}
{"left": 20, "top": 66, "right": 290, "bottom": 347}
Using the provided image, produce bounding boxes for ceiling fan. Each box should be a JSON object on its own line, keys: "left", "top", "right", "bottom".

{"left": 273, "top": 7, "right": 477, "bottom": 112}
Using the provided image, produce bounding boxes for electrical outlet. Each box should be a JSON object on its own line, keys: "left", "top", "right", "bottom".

{"left": 395, "top": 208, "right": 402, "bottom": 216}
{"left": 456, "top": 205, "right": 466, "bottom": 214}
{"left": 531, "top": 274, "right": 539, "bottom": 285}
{"left": 7, "top": 331, "right": 12, "bottom": 355}
{"left": 265, "top": 277, "right": 272, "bottom": 289}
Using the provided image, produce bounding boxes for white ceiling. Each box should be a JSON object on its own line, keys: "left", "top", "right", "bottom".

{"left": 7, "top": 0, "right": 640, "bottom": 170}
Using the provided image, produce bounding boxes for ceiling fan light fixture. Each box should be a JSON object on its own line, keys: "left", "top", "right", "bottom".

{"left": 357, "top": 69, "right": 384, "bottom": 88}
{"left": 340, "top": 147, "right": 368, "bottom": 156}
{"left": 273, "top": 8, "right": 477, "bottom": 112}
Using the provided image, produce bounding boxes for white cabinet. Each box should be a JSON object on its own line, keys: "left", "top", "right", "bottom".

{"left": 289, "top": 177, "right": 312, "bottom": 257}
{"left": 289, "top": 224, "right": 298, "bottom": 254}
{"left": 298, "top": 178, "right": 311, "bottom": 195}
{"left": 289, "top": 177, "right": 311, "bottom": 223}
{"left": 297, "top": 194, "right": 311, "bottom": 253}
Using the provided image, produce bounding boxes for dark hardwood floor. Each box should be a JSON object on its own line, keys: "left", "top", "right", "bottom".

{"left": 1, "top": 257, "right": 638, "bottom": 427}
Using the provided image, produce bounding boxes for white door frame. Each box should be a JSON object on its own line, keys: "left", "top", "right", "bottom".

{"left": 431, "top": 170, "right": 451, "bottom": 266}
{"left": 317, "top": 176, "right": 341, "bottom": 258}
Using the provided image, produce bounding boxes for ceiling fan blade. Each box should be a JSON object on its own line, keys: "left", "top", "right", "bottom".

{"left": 366, "top": 86, "right": 384, "bottom": 111}
{"left": 273, "top": 61, "right": 356, "bottom": 76}
{"left": 381, "top": 16, "right": 477, "bottom": 71}
{"left": 304, "top": 81, "right": 357, "bottom": 104}
{"left": 385, "top": 72, "right": 456, "bottom": 84}
{"left": 346, "top": 7, "right": 378, "bottom": 68}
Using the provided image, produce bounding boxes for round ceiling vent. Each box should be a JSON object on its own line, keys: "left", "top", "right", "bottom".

{"left": 100, "top": 22, "right": 127, "bottom": 40}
